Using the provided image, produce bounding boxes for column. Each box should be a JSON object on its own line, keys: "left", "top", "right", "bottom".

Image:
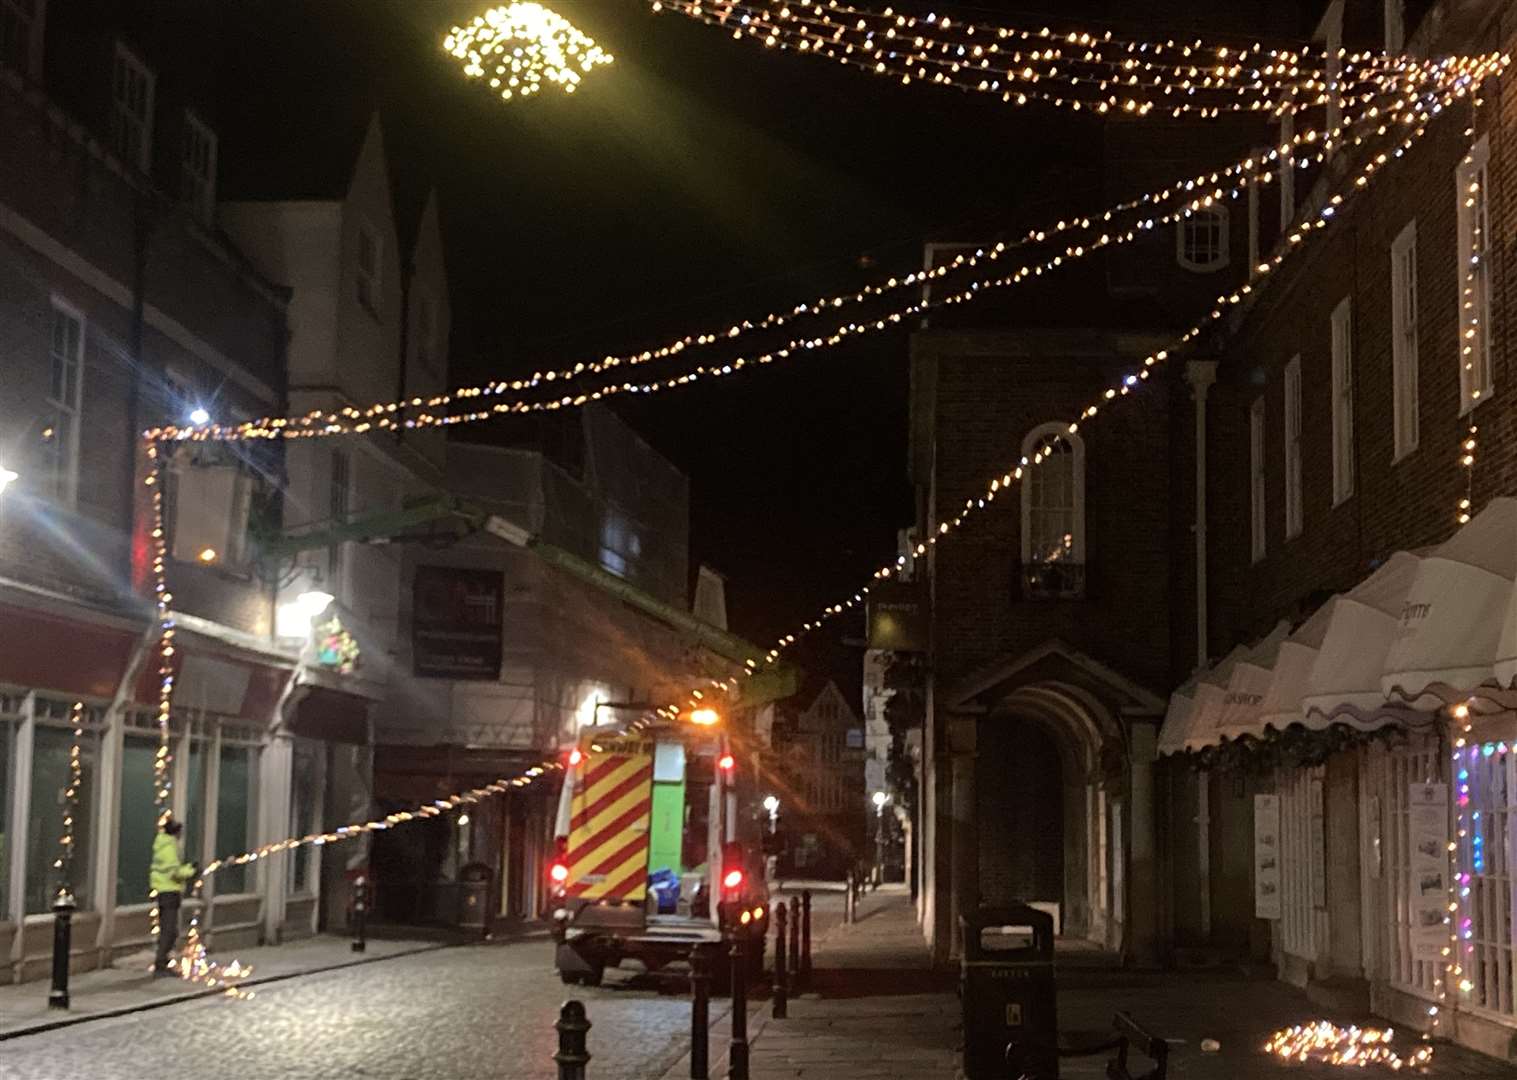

{"left": 1127, "top": 718, "right": 1161, "bottom": 966}
{"left": 947, "top": 717, "right": 978, "bottom": 962}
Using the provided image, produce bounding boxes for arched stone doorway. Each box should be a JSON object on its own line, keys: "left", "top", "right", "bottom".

{"left": 977, "top": 717, "right": 1065, "bottom": 914}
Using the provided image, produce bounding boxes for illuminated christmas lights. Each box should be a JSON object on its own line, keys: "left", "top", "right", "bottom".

{"left": 141, "top": 73, "right": 1484, "bottom": 449}
{"left": 445, "top": 4, "right": 612, "bottom": 102}
{"left": 50, "top": 702, "right": 85, "bottom": 898}
{"left": 652, "top": 0, "right": 1489, "bottom": 119}
{"left": 1263, "top": 1021, "right": 1432, "bottom": 1070}
{"left": 133, "top": 14, "right": 1501, "bottom": 1002}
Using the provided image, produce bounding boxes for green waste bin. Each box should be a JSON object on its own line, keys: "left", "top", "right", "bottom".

{"left": 960, "top": 904, "right": 1058, "bottom": 1079}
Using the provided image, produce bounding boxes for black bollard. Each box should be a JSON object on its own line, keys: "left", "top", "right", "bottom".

{"left": 689, "top": 945, "right": 711, "bottom": 1080}
{"left": 351, "top": 875, "right": 368, "bottom": 954}
{"left": 555, "top": 999, "right": 592, "bottom": 1080}
{"left": 844, "top": 871, "right": 855, "bottom": 925}
{"left": 772, "top": 901, "right": 788, "bottom": 1019}
{"left": 800, "top": 891, "right": 812, "bottom": 983}
{"left": 788, "top": 896, "right": 801, "bottom": 990}
{"left": 729, "top": 934, "right": 749, "bottom": 1080}
{"left": 48, "top": 888, "right": 75, "bottom": 1010}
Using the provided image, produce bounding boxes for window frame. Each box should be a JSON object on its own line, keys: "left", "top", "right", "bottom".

{"left": 355, "top": 220, "right": 382, "bottom": 316}
{"left": 1391, "top": 219, "right": 1420, "bottom": 461}
{"left": 1019, "top": 421, "right": 1086, "bottom": 565}
{"left": 1284, "top": 356, "right": 1303, "bottom": 540}
{"left": 1250, "top": 397, "right": 1267, "bottom": 563}
{"left": 180, "top": 108, "right": 217, "bottom": 226}
{"left": 1176, "top": 205, "right": 1230, "bottom": 273}
{"left": 110, "top": 41, "right": 155, "bottom": 173}
{"left": 1456, "top": 135, "right": 1494, "bottom": 413}
{"left": 44, "top": 297, "right": 86, "bottom": 508}
{"left": 1331, "top": 297, "right": 1355, "bottom": 506}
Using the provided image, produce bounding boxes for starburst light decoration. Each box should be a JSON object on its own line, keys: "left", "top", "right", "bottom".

{"left": 445, "top": 3, "right": 613, "bottom": 102}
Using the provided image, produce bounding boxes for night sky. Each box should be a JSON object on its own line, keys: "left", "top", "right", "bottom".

{"left": 220, "top": 1, "right": 1309, "bottom": 687}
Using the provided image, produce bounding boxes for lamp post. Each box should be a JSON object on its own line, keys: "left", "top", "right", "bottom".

{"left": 0, "top": 465, "right": 17, "bottom": 495}
{"left": 871, "top": 792, "right": 888, "bottom": 888}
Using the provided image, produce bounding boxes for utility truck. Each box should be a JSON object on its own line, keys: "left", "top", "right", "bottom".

{"left": 549, "top": 720, "right": 767, "bottom": 986}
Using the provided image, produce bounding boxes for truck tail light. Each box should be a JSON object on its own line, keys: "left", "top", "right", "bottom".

{"left": 550, "top": 862, "right": 570, "bottom": 884}
{"left": 723, "top": 868, "right": 744, "bottom": 891}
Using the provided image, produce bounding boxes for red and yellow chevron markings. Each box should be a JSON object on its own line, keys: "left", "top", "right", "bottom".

{"left": 565, "top": 744, "right": 654, "bottom": 901}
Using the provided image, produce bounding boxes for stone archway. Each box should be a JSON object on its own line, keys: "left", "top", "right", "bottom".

{"left": 981, "top": 682, "right": 1126, "bottom": 948}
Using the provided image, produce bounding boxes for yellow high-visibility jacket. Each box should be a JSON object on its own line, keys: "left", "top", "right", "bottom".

{"left": 149, "top": 833, "right": 195, "bottom": 895}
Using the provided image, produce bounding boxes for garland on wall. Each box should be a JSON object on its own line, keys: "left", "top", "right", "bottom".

{"left": 1175, "top": 720, "right": 1435, "bottom": 775}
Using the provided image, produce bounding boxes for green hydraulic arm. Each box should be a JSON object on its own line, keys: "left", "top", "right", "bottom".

{"left": 259, "top": 497, "right": 800, "bottom": 707}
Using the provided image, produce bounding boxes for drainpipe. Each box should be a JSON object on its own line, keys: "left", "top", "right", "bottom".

{"left": 1184, "top": 360, "right": 1217, "bottom": 944}
{"left": 1184, "top": 361, "right": 1218, "bottom": 670}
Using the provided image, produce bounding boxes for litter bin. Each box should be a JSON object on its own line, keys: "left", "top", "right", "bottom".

{"left": 458, "top": 862, "right": 493, "bottom": 932}
{"left": 960, "top": 904, "right": 1057, "bottom": 1079}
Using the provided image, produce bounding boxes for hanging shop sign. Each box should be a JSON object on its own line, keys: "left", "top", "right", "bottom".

{"left": 1408, "top": 781, "right": 1450, "bottom": 961}
{"left": 412, "top": 566, "right": 505, "bottom": 679}
{"left": 866, "top": 583, "right": 927, "bottom": 652}
{"left": 1253, "top": 793, "right": 1282, "bottom": 920}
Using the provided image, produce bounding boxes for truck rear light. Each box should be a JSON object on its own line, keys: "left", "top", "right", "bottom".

{"left": 722, "top": 868, "right": 744, "bottom": 891}
{"left": 717, "top": 753, "right": 735, "bottom": 772}
{"left": 550, "top": 862, "right": 570, "bottom": 884}
{"left": 568, "top": 748, "right": 583, "bottom": 767}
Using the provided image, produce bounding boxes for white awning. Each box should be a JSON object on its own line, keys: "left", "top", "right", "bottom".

{"left": 1184, "top": 645, "right": 1251, "bottom": 752}
{"left": 1382, "top": 497, "right": 1517, "bottom": 708}
{"left": 1258, "top": 600, "right": 1336, "bottom": 731}
{"left": 1157, "top": 685, "right": 1196, "bottom": 756}
{"left": 1303, "top": 552, "right": 1421, "bottom": 727}
{"left": 1213, "top": 621, "right": 1291, "bottom": 741}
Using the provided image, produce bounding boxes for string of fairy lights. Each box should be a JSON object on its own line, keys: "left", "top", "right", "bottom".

{"left": 153, "top": 59, "right": 1474, "bottom": 924}
{"left": 1263, "top": 1020, "right": 1433, "bottom": 1070}
{"left": 650, "top": 0, "right": 1493, "bottom": 118}
{"left": 141, "top": 73, "right": 1483, "bottom": 451}
{"left": 130, "top": 6, "right": 1503, "bottom": 1015}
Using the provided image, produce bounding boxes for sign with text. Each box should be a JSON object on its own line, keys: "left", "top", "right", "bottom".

{"left": 1408, "top": 782, "right": 1450, "bottom": 961}
{"left": 866, "top": 583, "right": 927, "bottom": 651}
{"left": 1253, "top": 794, "right": 1282, "bottom": 920}
{"left": 412, "top": 566, "right": 504, "bottom": 679}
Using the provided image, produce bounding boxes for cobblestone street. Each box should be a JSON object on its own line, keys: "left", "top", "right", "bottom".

{"left": 0, "top": 935, "right": 703, "bottom": 1080}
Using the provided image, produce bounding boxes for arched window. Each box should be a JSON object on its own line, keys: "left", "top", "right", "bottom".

{"left": 1020, "top": 422, "right": 1085, "bottom": 599}
{"left": 1177, "top": 205, "right": 1229, "bottom": 272}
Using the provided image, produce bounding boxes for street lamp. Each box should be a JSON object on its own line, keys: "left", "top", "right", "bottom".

{"left": 689, "top": 707, "right": 721, "bottom": 727}
{"left": 0, "top": 464, "right": 16, "bottom": 495}
{"left": 871, "top": 792, "right": 889, "bottom": 888}
{"left": 275, "top": 589, "right": 335, "bottom": 639}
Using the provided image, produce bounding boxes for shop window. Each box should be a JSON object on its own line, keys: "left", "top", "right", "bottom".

{"left": 184, "top": 736, "right": 208, "bottom": 867}
{"left": 1020, "top": 423, "right": 1085, "bottom": 599}
{"left": 25, "top": 723, "right": 96, "bottom": 914}
{"left": 116, "top": 735, "right": 159, "bottom": 905}
{"left": 214, "top": 744, "right": 255, "bottom": 894}
{"left": 1176, "top": 206, "right": 1229, "bottom": 272}
{"left": 1459, "top": 742, "right": 1516, "bottom": 1018}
